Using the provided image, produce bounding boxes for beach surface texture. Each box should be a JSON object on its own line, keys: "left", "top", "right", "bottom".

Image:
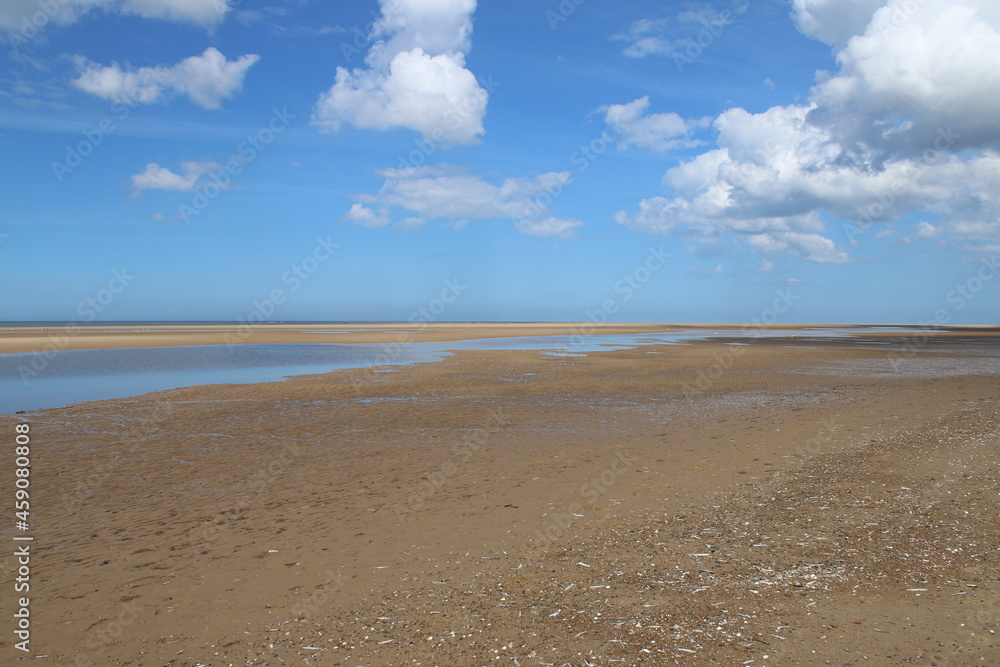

{"left": 1, "top": 324, "right": 997, "bottom": 665}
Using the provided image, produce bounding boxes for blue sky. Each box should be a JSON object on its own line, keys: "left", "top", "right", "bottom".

{"left": 1, "top": 0, "right": 998, "bottom": 324}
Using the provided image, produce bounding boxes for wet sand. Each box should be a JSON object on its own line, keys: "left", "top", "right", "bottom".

{"left": 3, "top": 321, "right": 999, "bottom": 355}
{"left": 1, "top": 326, "right": 998, "bottom": 665}
{"left": 0, "top": 323, "right": 693, "bottom": 354}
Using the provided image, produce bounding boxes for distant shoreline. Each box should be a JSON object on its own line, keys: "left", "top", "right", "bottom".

{"left": 1, "top": 322, "right": 998, "bottom": 356}
{"left": 3, "top": 320, "right": 997, "bottom": 327}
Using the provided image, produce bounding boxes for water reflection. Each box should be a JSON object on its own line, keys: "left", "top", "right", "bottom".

{"left": 0, "top": 343, "right": 439, "bottom": 414}
{"left": 0, "top": 327, "right": 939, "bottom": 414}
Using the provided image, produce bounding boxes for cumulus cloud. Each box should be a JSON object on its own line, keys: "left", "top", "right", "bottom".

{"left": 130, "top": 160, "right": 222, "bottom": 191}
{"left": 602, "top": 96, "right": 706, "bottom": 151}
{"left": 312, "top": 0, "right": 488, "bottom": 145}
{"left": 0, "top": 0, "right": 229, "bottom": 32}
{"left": 615, "top": 0, "right": 1000, "bottom": 262}
{"left": 345, "top": 165, "right": 584, "bottom": 238}
{"left": 811, "top": 2, "right": 1000, "bottom": 156}
{"left": 71, "top": 47, "right": 259, "bottom": 109}
{"left": 790, "top": 0, "right": 885, "bottom": 45}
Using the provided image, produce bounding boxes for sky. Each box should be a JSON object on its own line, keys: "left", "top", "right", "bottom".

{"left": 0, "top": 0, "right": 998, "bottom": 324}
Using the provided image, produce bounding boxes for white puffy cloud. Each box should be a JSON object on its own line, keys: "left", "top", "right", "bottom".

{"left": 314, "top": 48, "right": 486, "bottom": 144}
{"left": 616, "top": 192, "right": 849, "bottom": 264}
{"left": 343, "top": 203, "right": 391, "bottom": 229}
{"left": 602, "top": 96, "right": 705, "bottom": 151}
{"left": 345, "top": 165, "right": 583, "bottom": 238}
{"left": 615, "top": 0, "right": 1000, "bottom": 262}
{"left": 790, "top": 0, "right": 886, "bottom": 45}
{"left": 811, "top": 2, "right": 1000, "bottom": 155}
{"left": 130, "top": 160, "right": 222, "bottom": 191}
{"left": 71, "top": 47, "right": 259, "bottom": 109}
{"left": 0, "top": 0, "right": 229, "bottom": 32}
{"left": 747, "top": 230, "right": 848, "bottom": 263}
{"left": 312, "top": 0, "right": 488, "bottom": 145}
{"left": 367, "top": 0, "right": 476, "bottom": 66}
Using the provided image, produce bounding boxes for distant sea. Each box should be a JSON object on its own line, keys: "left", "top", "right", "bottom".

{"left": 0, "top": 321, "right": 543, "bottom": 327}
{"left": 0, "top": 330, "right": 734, "bottom": 414}
{"left": 0, "top": 343, "right": 442, "bottom": 414}
{"left": 2, "top": 326, "right": 983, "bottom": 414}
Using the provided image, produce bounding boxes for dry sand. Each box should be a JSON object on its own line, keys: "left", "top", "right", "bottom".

{"left": 4, "top": 322, "right": 996, "bottom": 355}
{"left": 0, "top": 323, "right": 697, "bottom": 354}
{"left": 1, "top": 326, "right": 998, "bottom": 665}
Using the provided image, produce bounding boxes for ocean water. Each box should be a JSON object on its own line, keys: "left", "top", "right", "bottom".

{"left": 1, "top": 332, "right": 743, "bottom": 414}
{"left": 0, "top": 326, "right": 971, "bottom": 414}
{"left": 0, "top": 343, "right": 440, "bottom": 414}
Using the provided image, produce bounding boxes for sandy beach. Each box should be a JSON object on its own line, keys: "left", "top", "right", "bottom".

{"left": 5, "top": 322, "right": 998, "bottom": 355}
{"left": 8, "top": 0, "right": 1000, "bottom": 664}
{"left": 8, "top": 0, "right": 1000, "bottom": 662}
{"left": 1, "top": 325, "right": 998, "bottom": 665}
